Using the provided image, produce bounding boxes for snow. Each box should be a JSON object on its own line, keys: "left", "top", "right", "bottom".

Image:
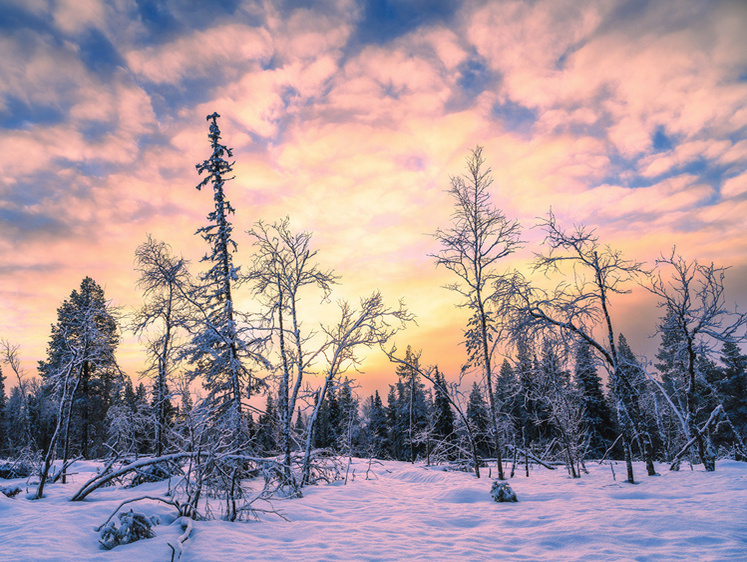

{"left": 2, "top": 459, "right": 746, "bottom": 561}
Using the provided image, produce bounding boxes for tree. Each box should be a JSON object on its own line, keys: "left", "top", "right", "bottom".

{"left": 247, "top": 217, "right": 337, "bottom": 482}
{"left": 573, "top": 339, "right": 615, "bottom": 458}
{"left": 361, "top": 390, "right": 388, "bottom": 457}
{"left": 711, "top": 342, "right": 747, "bottom": 455}
{"left": 301, "top": 292, "right": 411, "bottom": 484}
{"left": 184, "top": 112, "right": 266, "bottom": 453}
{"left": 466, "top": 382, "right": 491, "bottom": 458}
{"left": 431, "top": 368, "right": 455, "bottom": 448}
{"left": 647, "top": 251, "right": 747, "bottom": 470}
{"left": 0, "top": 366, "right": 6, "bottom": 457}
{"left": 132, "top": 235, "right": 192, "bottom": 456}
{"left": 36, "top": 277, "right": 120, "bottom": 497}
{"left": 432, "top": 146, "right": 521, "bottom": 480}
{"left": 395, "top": 346, "right": 429, "bottom": 462}
{"left": 38, "top": 277, "right": 120, "bottom": 461}
{"left": 494, "top": 212, "right": 649, "bottom": 483}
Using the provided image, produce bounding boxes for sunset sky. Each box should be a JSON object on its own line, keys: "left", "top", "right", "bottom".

{"left": 1, "top": 0, "right": 746, "bottom": 398}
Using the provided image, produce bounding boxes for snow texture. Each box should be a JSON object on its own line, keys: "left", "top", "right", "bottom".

{"left": 1, "top": 458, "right": 746, "bottom": 560}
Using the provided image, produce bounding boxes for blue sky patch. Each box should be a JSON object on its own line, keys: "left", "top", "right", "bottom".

{"left": 491, "top": 99, "right": 537, "bottom": 134}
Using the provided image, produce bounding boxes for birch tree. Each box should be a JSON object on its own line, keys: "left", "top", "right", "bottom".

{"left": 494, "top": 212, "right": 650, "bottom": 483}
{"left": 247, "top": 218, "right": 337, "bottom": 484}
{"left": 301, "top": 292, "right": 412, "bottom": 485}
{"left": 432, "top": 146, "right": 521, "bottom": 480}
{"left": 132, "top": 235, "right": 192, "bottom": 456}
{"left": 647, "top": 250, "right": 747, "bottom": 471}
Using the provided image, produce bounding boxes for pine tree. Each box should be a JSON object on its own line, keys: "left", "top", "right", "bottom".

{"left": 466, "top": 382, "right": 491, "bottom": 458}
{"left": 0, "top": 366, "right": 6, "bottom": 457}
{"left": 365, "top": 390, "right": 388, "bottom": 457}
{"left": 617, "top": 334, "right": 657, "bottom": 474}
{"left": 386, "top": 385, "right": 405, "bottom": 459}
{"left": 38, "top": 277, "right": 120, "bottom": 460}
{"left": 574, "top": 339, "right": 615, "bottom": 457}
{"left": 431, "top": 368, "right": 455, "bottom": 445}
{"left": 185, "top": 112, "right": 265, "bottom": 448}
{"left": 712, "top": 342, "right": 747, "bottom": 450}
{"left": 256, "top": 394, "right": 278, "bottom": 455}
{"left": 395, "top": 346, "right": 429, "bottom": 462}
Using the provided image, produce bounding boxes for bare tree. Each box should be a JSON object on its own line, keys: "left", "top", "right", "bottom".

{"left": 132, "top": 235, "right": 193, "bottom": 456}
{"left": 494, "top": 212, "right": 650, "bottom": 483}
{"left": 247, "top": 217, "right": 338, "bottom": 485}
{"left": 301, "top": 292, "right": 412, "bottom": 485}
{"left": 432, "top": 146, "right": 521, "bottom": 480}
{"left": 647, "top": 249, "right": 747, "bottom": 471}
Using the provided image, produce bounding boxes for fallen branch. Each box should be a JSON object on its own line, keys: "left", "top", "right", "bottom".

{"left": 72, "top": 453, "right": 193, "bottom": 502}
{"left": 95, "top": 496, "right": 187, "bottom": 532}
{"left": 168, "top": 517, "right": 193, "bottom": 562}
{"left": 502, "top": 446, "right": 556, "bottom": 471}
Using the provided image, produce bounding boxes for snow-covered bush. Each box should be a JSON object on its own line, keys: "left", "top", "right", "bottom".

{"left": 1, "top": 484, "right": 22, "bottom": 497}
{"left": 127, "top": 462, "right": 177, "bottom": 488}
{"left": 99, "top": 510, "right": 159, "bottom": 550}
{"left": 490, "top": 481, "right": 518, "bottom": 502}
{"left": 0, "top": 460, "right": 34, "bottom": 479}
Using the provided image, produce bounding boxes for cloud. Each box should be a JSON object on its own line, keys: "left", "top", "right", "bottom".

{"left": 0, "top": 0, "right": 745, "bottom": 386}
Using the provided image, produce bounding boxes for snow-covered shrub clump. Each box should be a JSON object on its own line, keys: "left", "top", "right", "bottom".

{"left": 1, "top": 484, "right": 22, "bottom": 497}
{"left": 127, "top": 462, "right": 175, "bottom": 487}
{"left": 490, "top": 481, "right": 518, "bottom": 502}
{"left": 99, "top": 510, "right": 159, "bottom": 550}
{"left": 0, "top": 461, "right": 34, "bottom": 479}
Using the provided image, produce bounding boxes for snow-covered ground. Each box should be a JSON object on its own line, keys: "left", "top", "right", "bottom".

{"left": 2, "top": 458, "right": 746, "bottom": 561}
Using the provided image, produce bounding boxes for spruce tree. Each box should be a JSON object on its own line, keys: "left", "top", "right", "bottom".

{"left": 185, "top": 112, "right": 264, "bottom": 445}
{"left": 431, "top": 368, "right": 455, "bottom": 445}
{"left": 574, "top": 339, "right": 615, "bottom": 457}
{"left": 466, "top": 382, "right": 491, "bottom": 458}
{"left": 38, "top": 277, "right": 120, "bottom": 460}
{"left": 0, "top": 366, "right": 6, "bottom": 457}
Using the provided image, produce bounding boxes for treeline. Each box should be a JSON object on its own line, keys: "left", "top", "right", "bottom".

{"left": 1, "top": 114, "right": 746, "bottom": 516}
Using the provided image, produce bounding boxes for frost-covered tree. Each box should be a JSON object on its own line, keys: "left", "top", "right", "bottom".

{"left": 395, "top": 346, "right": 429, "bottom": 462}
{"left": 466, "top": 382, "right": 491, "bottom": 459}
{"left": 301, "top": 292, "right": 411, "bottom": 484}
{"left": 247, "top": 217, "right": 337, "bottom": 481}
{"left": 132, "top": 235, "right": 192, "bottom": 456}
{"left": 38, "top": 277, "right": 120, "bottom": 462}
{"left": 0, "top": 366, "right": 6, "bottom": 457}
{"left": 36, "top": 278, "right": 120, "bottom": 497}
{"left": 433, "top": 146, "right": 521, "bottom": 480}
{"left": 494, "top": 213, "right": 649, "bottom": 483}
{"left": 431, "top": 368, "right": 456, "bottom": 448}
{"left": 573, "top": 339, "right": 615, "bottom": 458}
{"left": 648, "top": 251, "right": 747, "bottom": 470}
{"left": 184, "top": 112, "right": 266, "bottom": 451}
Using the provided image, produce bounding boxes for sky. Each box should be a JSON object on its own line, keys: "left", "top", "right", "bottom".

{"left": 1, "top": 0, "right": 746, "bottom": 399}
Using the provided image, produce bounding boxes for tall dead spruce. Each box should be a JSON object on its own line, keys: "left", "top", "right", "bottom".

{"left": 433, "top": 147, "right": 521, "bottom": 480}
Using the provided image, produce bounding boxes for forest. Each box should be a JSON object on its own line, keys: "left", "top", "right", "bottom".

{"left": 1, "top": 113, "right": 746, "bottom": 527}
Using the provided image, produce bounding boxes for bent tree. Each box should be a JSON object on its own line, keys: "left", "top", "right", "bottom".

{"left": 648, "top": 250, "right": 747, "bottom": 471}
{"left": 494, "top": 213, "right": 651, "bottom": 483}
{"left": 433, "top": 146, "right": 521, "bottom": 480}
